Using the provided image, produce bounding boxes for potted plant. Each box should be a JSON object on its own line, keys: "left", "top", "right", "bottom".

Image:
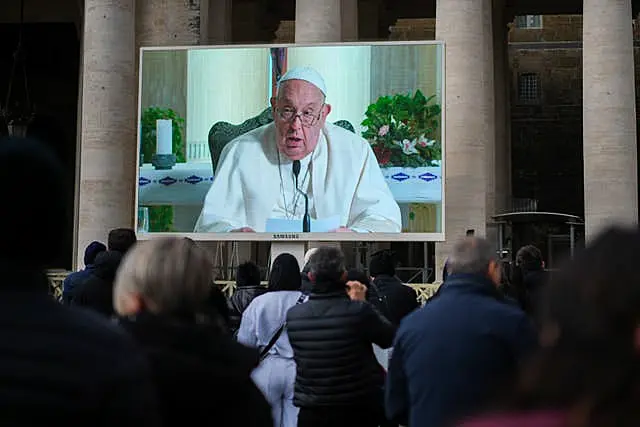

{"left": 361, "top": 90, "right": 443, "bottom": 204}
{"left": 139, "top": 107, "right": 186, "bottom": 232}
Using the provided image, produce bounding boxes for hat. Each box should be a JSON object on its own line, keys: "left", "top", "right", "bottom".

{"left": 369, "top": 249, "right": 397, "bottom": 276}
{"left": 277, "top": 66, "right": 327, "bottom": 96}
{"left": 84, "top": 241, "right": 106, "bottom": 266}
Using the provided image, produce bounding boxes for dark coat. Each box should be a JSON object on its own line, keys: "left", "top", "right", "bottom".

{"left": 287, "top": 279, "right": 396, "bottom": 408}
{"left": 119, "top": 312, "right": 272, "bottom": 427}
{"left": 72, "top": 251, "right": 122, "bottom": 317}
{"left": 0, "top": 268, "right": 160, "bottom": 425}
{"left": 61, "top": 266, "right": 94, "bottom": 304}
{"left": 367, "top": 274, "right": 419, "bottom": 325}
{"left": 386, "top": 273, "right": 538, "bottom": 427}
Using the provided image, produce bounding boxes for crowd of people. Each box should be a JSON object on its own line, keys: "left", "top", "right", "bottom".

{"left": 3, "top": 135, "right": 640, "bottom": 427}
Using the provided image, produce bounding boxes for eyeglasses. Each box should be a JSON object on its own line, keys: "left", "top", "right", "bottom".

{"left": 276, "top": 105, "right": 324, "bottom": 127}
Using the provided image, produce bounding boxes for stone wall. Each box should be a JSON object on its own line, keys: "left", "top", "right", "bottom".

{"left": 385, "top": 14, "right": 640, "bottom": 218}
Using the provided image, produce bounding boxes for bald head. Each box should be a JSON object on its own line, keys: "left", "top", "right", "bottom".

{"left": 447, "top": 237, "right": 497, "bottom": 277}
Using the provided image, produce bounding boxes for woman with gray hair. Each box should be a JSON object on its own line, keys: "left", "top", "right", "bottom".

{"left": 237, "top": 253, "right": 306, "bottom": 427}
{"left": 113, "top": 237, "right": 272, "bottom": 427}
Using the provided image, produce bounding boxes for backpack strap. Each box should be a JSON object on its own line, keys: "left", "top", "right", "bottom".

{"left": 258, "top": 293, "right": 306, "bottom": 362}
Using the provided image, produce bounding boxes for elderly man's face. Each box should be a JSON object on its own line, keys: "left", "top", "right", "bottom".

{"left": 271, "top": 79, "right": 331, "bottom": 161}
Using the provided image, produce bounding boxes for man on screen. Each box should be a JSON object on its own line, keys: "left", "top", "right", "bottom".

{"left": 194, "top": 66, "right": 401, "bottom": 233}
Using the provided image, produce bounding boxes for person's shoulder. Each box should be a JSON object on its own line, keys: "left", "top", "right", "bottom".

{"left": 38, "top": 303, "right": 148, "bottom": 374}
{"left": 324, "top": 122, "right": 369, "bottom": 152}
{"left": 62, "top": 306, "right": 136, "bottom": 347}
{"left": 286, "top": 298, "right": 309, "bottom": 319}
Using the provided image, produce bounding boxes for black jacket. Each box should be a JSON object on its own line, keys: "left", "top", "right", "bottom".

{"left": 287, "top": 279, "right": 396, "bottom": 408}
{"left": 0, "top": 267, "right": 159, "bottom": 425}
{"left": 72, "top": 251, "right": 122, "bottom": 317}
{"left": 227, "top": 286, "right": 267, "bottom": 333}
{"left": 368, "top": 274, "right": 420, "bottom": 325}
{"left": 119, "top": 312, "right": 272, "bottom": 427}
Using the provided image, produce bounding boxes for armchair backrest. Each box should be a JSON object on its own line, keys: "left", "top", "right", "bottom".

{"left": 208, "top": 107, "right": 355, "bottom": 171}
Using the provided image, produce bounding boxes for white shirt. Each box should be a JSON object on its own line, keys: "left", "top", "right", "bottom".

{"left": 194, "top": 123, "right": 402, "bottom": 233}
{"left": 236, "top": 290, "right": 305, "bottom": 359}
{"left": 271, "top": 153, "right": 315, "bottom": 220}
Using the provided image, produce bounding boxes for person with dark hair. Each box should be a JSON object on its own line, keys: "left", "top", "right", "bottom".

{"left": 62, "top": 240, "right": 106, "bottom": 304}
{"left": 227, "top": 261, "right": 266, "bottom": 334}
{"left": 507, "top": 245, "right": 548, "bottom": 318}
{"left": 287, "top": 246, "right": 396, "bottom": 427}
{"left": 108, "top": 228, "right": 137, "bottom": 254}
{"left": 237, "top": 253, "right": 305, "bottom": 427}
{"left": 460, "top": 226, "right": 640, "bottom": 427}
{"left": 368, "top": 249, "right": 419, "bottom": 325}
{"left": 0, "top": 136, "right": 159, "bottom": 424}
{"left": 386, "top": 237, "right": 536, "bottom": 427}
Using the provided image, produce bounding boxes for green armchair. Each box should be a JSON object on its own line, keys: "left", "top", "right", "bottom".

{"left": 208, "top": 107, "right": 355, "bottom": 171}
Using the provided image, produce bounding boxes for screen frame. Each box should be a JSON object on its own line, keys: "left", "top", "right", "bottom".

{"left": 135, "top": 40, "right": 446, "bottom": 242}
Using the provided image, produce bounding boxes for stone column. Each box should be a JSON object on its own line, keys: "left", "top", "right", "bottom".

{"left": 201, "top": 0, "right": 232, "bottom": 43}
{"left": 488, "top": 1, "right": 511, "bottom": 249}
{"left": 136, "top": 0, "right": 200, "bottom": 46}
{"left": 341, "top": 0, "right": 359, "bottom": 42}
{"left": 293, "top": 0, "right": 358, "bottom": 261}
{"left": 295, "top": 0, "right": 357, "bottom": 42}
{"left": 583, "top": 0, "right": 638, "bottom": 239}
{"left": 75, "top": 0, "right": 136, "bottom": 268}
{"left": 434, "top": 0, "right": 495, "bottom": 279}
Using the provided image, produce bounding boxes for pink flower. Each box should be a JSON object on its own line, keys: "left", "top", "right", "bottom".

{"left": 378, "top": 125, "right": 389, "bottom": 137}
{"left": 418, "top": 140, "right": 427, "bottom": 147}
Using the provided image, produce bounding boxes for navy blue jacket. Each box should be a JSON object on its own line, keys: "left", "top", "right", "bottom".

{"left": 385, "top": 273, "right": 537, "bottom": 427}
{"left": 61, "top": 266, "right": 94, "bottom": 304}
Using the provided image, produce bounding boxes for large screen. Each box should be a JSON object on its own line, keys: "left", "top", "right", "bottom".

{"left": 136, "top": 41, "right": 445, "bottom": 241}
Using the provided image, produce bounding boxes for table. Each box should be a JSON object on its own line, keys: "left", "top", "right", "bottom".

{"left": 138, "top": 162, "right": 214, "bottom": 206}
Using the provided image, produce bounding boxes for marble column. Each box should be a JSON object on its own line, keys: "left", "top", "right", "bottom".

{"left": 293, "top": 0, "right": 358, "bottom": 262}
{"left": 488, "top": 1, "right": 511, "bottom": 250}
{"left": 136, "top": 0, "right": 200, "bottom": 46}
{"left": 434, "top": 0, "right": 495, "bottom": 280}
{"left": 201, "top": 0, "right": 232, "bottom": 43}
{"left": 583, "top": 0, "right": 638, "bottom": 239}
{"left": 295, "top": 0, "right": 357, "bottom": 42}
{"left": 75, "top": 0, "right": 136, "bottom": 268}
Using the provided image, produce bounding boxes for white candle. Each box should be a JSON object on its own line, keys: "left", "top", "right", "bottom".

{"left": 156, "top": 119, "right": 173, "bottom": 155}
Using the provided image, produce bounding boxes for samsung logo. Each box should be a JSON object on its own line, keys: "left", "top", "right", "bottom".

{"left": 272, "top": 233, "right": 301, "bottom": 239}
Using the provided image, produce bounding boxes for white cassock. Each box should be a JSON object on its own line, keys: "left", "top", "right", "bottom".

{"left": 194, "top": 122, "right": 401, "bottom": 232}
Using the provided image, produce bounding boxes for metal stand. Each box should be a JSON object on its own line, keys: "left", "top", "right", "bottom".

{"left": 213, "top": 241, "right": 240, "bottom": 280}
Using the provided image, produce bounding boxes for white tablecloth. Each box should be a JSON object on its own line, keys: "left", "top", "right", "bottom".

{"left": 138, "top": 162, "right": 213, "bottom": 206}
{"left": 138, "top": 163, "right": 443, "bottom": 206}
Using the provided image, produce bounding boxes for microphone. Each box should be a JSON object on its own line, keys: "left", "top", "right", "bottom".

{"left": 292, "top": 160, "right": 311, "bottom": 232}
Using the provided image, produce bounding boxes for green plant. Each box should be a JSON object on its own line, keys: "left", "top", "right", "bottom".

{"left": 140, "top": 107, "right": 185, "bottom": 232}
{"left": 361, "top": 90, "right": 442, "bottom": 168}
{"left": 147, "top": 205, "right": 174, "bottom": 232}
{"left": 140, "top": 106, "right": 186, "bottom": 163}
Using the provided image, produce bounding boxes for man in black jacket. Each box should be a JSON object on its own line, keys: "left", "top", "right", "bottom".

{"left": 368, "top": 249, "right": 419, "bottom": 325}
{"left": 287, "top": 246, "right": 396, "bottom": 427}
